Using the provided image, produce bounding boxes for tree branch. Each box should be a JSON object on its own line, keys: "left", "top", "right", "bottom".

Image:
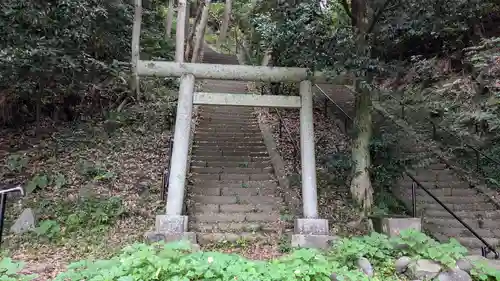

{"left": 367, "top": 0, "right": 398, "bottom": 33}
{"left": 337, "top": 0, "right": 354, "bottom": 22}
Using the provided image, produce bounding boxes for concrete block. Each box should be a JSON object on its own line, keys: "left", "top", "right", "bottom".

{"left": 10, "top": 208, "right": 36, "bottom": 234}
{"left": 144, "top": 231, "right": 197, "bottom": 244}
{"left": 294, "top": 218, "right": 329, "bottom": 235}
{"left": 155, "top": 215, "right": 189, "bottom": 233}
{"left": 291, "top": 234, "right": 338, "bottom": 249}
{"left": 372, "top": 216, "right": 422, "bottom": 237}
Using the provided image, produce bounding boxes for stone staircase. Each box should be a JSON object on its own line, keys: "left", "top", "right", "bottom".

{"left": 185, "top": 46, "right": 284, "bottom": 245}
{"left": 394, "top": 151, "right": 500, "bottom": 256}
{"left": 187, "top": 106, "right": 284, "bottom": 245}
{"left": 315, "top": 84, "right": 500, "bottom": 257}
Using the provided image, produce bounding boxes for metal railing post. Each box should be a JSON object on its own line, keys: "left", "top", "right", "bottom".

{"left": 475, "top": 149, "right": 481, "bottom": 172}
{"left": 412, "top": 182, "right": 417, "bottom": 217}
{"left": 431, "top": 121, "right": 437, "bottom": 139}
{"left": 323, "top": 98, "right": 328, "bottom": 117}
{"left": 279, "top": 118, "right": 283, "bottom": 139}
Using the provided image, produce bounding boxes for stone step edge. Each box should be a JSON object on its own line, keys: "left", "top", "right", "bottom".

{"left": 195, "top": 232, "right": 276, "bottom": 245}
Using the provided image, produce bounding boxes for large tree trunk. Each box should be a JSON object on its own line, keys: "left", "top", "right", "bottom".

{"left": 165, "top": 0, "right": 175, "bottom": 38}
{"left": 350, "top": 78, "right": 373, "bottom": 214}
{"left": 191, "top": 0, "right": 211, "bottom": 63}
{"left": 349, "top": 0, "right": 374, "bottom": 215}
{"left": 217, "top": 0, "right": 232, "bottom": 48}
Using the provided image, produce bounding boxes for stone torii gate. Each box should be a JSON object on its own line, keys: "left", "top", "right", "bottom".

{"left": 132, "top": 0, "right": 335, "bottom": 247}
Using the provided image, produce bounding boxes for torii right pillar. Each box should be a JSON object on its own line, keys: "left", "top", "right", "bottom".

{"left": 291, "top": 80, "right": 338, "bottom": 249}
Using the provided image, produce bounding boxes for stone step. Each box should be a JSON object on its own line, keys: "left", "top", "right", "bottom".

{"left": 195, "top": 131, "right": 264, "bottom": 137}
{"left": 200, "top": 107, "right": 253, "bottom": 112}
{"left": 190, "top": 186, "right": 277, "bottom": 196}
{"left": 197, "top": 120, "right": 259, "bottom": 126}
{"left": 195, "top": 127, "right": 261, "bottom": 133}
{"left": 190, "top": 155, "right": 270, "bottom": 162}
{"left": 414, "top": 195, "right": 487, "bottom": 205}
{"left": 191, "top": 173, "right": 271, "bottom": 181}
{"left": 409, "top": 171, "right": 459, "bottom": 182}
{"left": 416, "top": 201, "right": 498, "bottom": 212}
{"left": 190, "top": 179, "right": 278, "bottom": 189}
{"left": 424, "top": 209, "right": 500, "bottom": 220}
{"left": 412, "top": 187, "right": 479, "bottom": 197}
{"left": 425, "top": 223, "right": 496, "bottom": 240}
{"left": 200, "top": 108, "right": 254, "bottom": 113}
{"left": 193, "top": 136, "right": 264, "bottom": 142}
{"left": 413, "top": 168, "right": 454, "bottom": 175}
{"left": 194, "top": 140, "right": 265, "bottom": 146}
{"left": 191, "top": 160, "right": 272, "bottom": 168}
{"left": 191, "top": 166, "right": 273, "bottom": 174}
{"left": 191, "top": 221, "right": 281, "bottom": 233}
{"left": 192, "top": 146, "right": 267, "bottom": 153}
{"left": 429, "top": 233, "right": 498, "bottom": 252}
{"left": 189, "top": 203, "right": 278, "bottom": 214}
{"left": 454, "top": 237, "right": 499, "bottom": 250}
{"left": 195, "top": 122, "right": 259, "bottom": 127}
{"left": 199, "top": 151, "right": 268, "bottom": 157}
{"left": 196, "top": 118, "right": 259, "bottom": 124}
{"left": 192, "top": 143, "right": 267, "bottom": 152}
{"left": 193, "top": 212, "right": 281, "bottom": 224}
{"left": 196, "top": 232, "right": 270, "bottom": 245}
{"left": 197, "top": 115, "right": 257, "bottom": 121}
{"left": 424, "top": 217, "right": 500, "bottom": 231}
{"left": 192, "top": 195, "right": 282, "bottom": 205}
{"left": 193, "top": 212, "right": 246, "bottom": 223}
{"left": 399, "top": 180, "right": 472, "bottom": 190}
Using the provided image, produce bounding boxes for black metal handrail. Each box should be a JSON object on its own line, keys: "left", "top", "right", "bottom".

{"left": 314, "top": 84, "right": 353, "bottom": 131}
{"left": 465, "top": 144, "right": 500, "bottom": 173}
{"left": 382, "top": 91, "right": 500, "bottom": 182}
{"left": 429, "top": 118, "right": 500, "bottom": 174}
{"left": 275, "top": 108, "right": 300, "bottom": 173}
{"left": 317, "top": 84, "right": 499, "bottom": 259}
{"left": 161, "top": 135, "right": 174, "bottom": 202}
{"left": 407, "top": 173, "right": 499, "bottom": 259}
{"left": 0, "top": 184, "right": 25, "bottom": 250}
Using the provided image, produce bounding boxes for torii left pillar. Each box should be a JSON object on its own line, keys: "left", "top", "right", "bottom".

{"left": 145, "top": 0, "right": 197, "bottom": 243}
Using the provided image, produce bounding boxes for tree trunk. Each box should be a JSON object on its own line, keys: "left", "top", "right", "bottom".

{"left": 131, "top": 0, "right": 142, "bottom": 99}
{"left": 185, "top": 1, "right": 191, "bottom": 40}
{"left": 349, "top": 0, "right": 374, "bottom": 215}
{"left": 350, "top": 78, "right": 373, "bottom": 214}
{"left": 191, "top": 0, "right": 211, "bottom": 63}
{"left": 217, "top": 0, "right": 232, "bottom": 48}
{"left": 165, "top": 0, "right": 175, "bottom": 38}
{"left": 186, "top": 1, "right": 204, "bottom": 59}
{"left": 174, "top": 0, "right": 187, "bottom": 62}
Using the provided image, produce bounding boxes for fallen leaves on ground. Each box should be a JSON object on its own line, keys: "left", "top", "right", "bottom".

{"left": 0, "top": 98, "right": 176, "bottom": 277}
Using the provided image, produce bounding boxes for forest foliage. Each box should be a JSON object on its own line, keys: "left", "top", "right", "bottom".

{"left": 0, "top": 0, "right": 174, "bottom": 127}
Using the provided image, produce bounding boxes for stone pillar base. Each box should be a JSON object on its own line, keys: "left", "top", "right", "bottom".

{"left": 155, "top": 214, "right": 188, "bottom": 232}
{"left": 291, "top": 218, "right": 337, "bottom": 249}
{"left": 144, "top": 214, "right": 197, "bottom": 244}
{"left": 291, "top": 234, "right": 338, "bottom": 249}
{"left": 144, "top": 231, "right": 197, "bottom": 244}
